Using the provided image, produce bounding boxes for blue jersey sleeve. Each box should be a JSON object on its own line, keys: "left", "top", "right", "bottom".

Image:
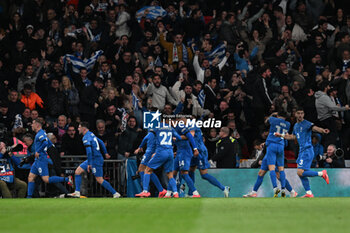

{"left": 305, "top": 120, "right": 313, "bottom": 130}
{"left": 83, "top": 136, "right": 92, "bottom": 165}
{"left": 172, "top": 128, "right": 182, "bottom": 141}
{"left": 97, "top": 137, "right": 108, "bottom": 155}
{"left": 269, "top": 117, "right": 277, "bottom": 125}
{"left": 139, "top": 132, "right": 153, "bottom": 148}
{"left": 185, "top": 132, "right": 197, "bottom": 150}
{"left": 36, "top": 134, "right": 49, "bottom": 154}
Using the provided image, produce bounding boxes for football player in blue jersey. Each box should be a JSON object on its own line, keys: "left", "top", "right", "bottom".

{"left": 27, "top": 118, "right": 73, "bottom": 198}
{"left": 275, "top": 107, "right": 330, "bottom": 197}
{"left": 134, "top": 130, "right": 167, "bottom": 197}
{"left": 188, "top": 122, "right": 230, "bottom": 197}
{"left": 136, "top": 120, "right": 183, "bottom": 198}
{"left": 262, "top": 111, "right": 291, "bottom": 197}
{"left": 69, "top": 122, "right": 121, "bottom": 198}
{"left": 172, "top": 117, "right": 200, "bottom": 198}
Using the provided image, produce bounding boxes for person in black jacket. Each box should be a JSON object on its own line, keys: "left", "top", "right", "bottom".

{"left": 252, "top": 65, "right": 273, "bottom": 128}
{"left": 204, "top": 77, "right": 218, "bottom": 114}
{"left": 212, "top": 127, "right": 239, "bottom": 168}
{"left": 60, "top": 125, "right": 85, "bottom": 157}
{"left": 7, "top": 90, "right": 25, "bottom": 120}
{"left": 46, "top": 78, "right": 67, "bottom": 120}
{"left": 79, "top": 78, "right": 104, "bottom": 130}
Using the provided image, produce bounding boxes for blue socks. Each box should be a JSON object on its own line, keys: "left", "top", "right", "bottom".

{"left": 168, "top": 178, "right": 177, "bottom": 193}
{"left": 300, "top": 176, "right": 311, "bottom": 191}
{"left": 189, "top": 171, "right": 195, "bottom": 184}
{"left": 75, "top": 175, "right": 82, "bottom": 192}
{"left": 27, "top": 181, "right": 35, "bottom": 198}
{"left": 201, "top": 173, "right": 225, "bottom": 191}
{"left": 285, "top": 179, "right": 292, "bottom": 192}
{"left": 269, "top": 170, "right": 277, "bottom": 188}
{"left": 151, "top": 173, "right": 164, "bottom": 192}
{"left": 48, "top": 176, "right": 67, "bottom": 183}
{"left": 182, "top": 173, "right": 196, "bottom": 193}
{"left": 143, "top": 173, "right": 151, "bottom": 191}
{"left": 253, "top": 175, "right": 264, "bottom": 192}
{"left": 302, "top": 170, "right": 318, "bottom": 177}
{"left": 140, "top": 171, "right": 144, "bottom": 183}
{"left": 279, "top": 170, "right": 286, "bottom": 189}
{"left": 101, "top": 180, "right": 117, "bottom": 194}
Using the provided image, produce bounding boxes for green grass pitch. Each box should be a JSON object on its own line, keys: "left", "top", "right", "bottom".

{"left": 1, "top": 198, "right": 350, "bottom": 233}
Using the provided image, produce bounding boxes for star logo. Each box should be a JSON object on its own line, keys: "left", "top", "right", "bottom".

{"left": 143, "top": 110, "right": 161, "bottom": 129}
{"left": 150, "top": 110, "right": 162, "bottom": 122}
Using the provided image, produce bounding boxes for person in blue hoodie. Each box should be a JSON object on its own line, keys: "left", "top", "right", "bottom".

{"left": 311, "top": 133, "right": 323, "bottom": 168}
{"left": 234, "top": 42, "right": 258, "bottom": 78}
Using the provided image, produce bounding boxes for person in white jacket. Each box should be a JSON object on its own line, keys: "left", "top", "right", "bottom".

{"left": 115, "top": 4, "right": 131, "bottom": 38}
{"left": 193, "top": 50, "right": 230, "bottom": 84}
{"left": 146, "top": 75, "right": 178, "bottom": 111}
{"left": 171, "top": 78, "right": 210, "bottom": 117}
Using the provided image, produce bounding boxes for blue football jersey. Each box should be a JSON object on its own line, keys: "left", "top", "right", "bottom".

{"left": 266, "top": 117, "right": 291, "bottom": 146}
{"left": 174, "top": 125, "right": 191, "bottom": 150}
{"left": 139, "top": 131, "right": 156, "bottom": 153}
{"left": 153, "top": 123, "right": 181, "bottom": 150}
{"left": 83, "top": 131, "right": 104, "bottom": 166}
{"left": 34, "top": 129, "right": 51, "bottom": 162}
{"left": 189, "top": 125, "right": 205, "bottom": 149}
{"left": 293, "top": 120, "right": 313, "bottom": 152}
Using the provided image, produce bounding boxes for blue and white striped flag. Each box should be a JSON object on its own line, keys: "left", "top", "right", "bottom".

{"left": 198, "top": 89, "right": 205, "bottom": 108}
{"left": 132, "top": 91, "right": 139, "bottom": 111}
{"left": 136, "top": 6, "right": 167, "bottom": 22}
{"left": 64, "top": 50, "right": 103, "bottom": 74}
{"left": 204, "top": 43, "right": 226, "bottom": 64}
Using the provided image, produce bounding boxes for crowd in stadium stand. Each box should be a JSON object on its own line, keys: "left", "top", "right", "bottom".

{"left": 0, "top": 0, "right": 349, "bottom": 171}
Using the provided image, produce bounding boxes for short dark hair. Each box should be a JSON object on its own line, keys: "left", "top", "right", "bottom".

{"left": 259, "top": 65, "right": 270, "bottom": 75}
{"left": 296, "top": 106, "right": 304, "bottom": 112}
{"left": 79, "top": 121, "right": 89, "bottom": 129}
{"left": 278, "top": 111, "right": 288, "bottom": 118}
{"left": 319, "top": 81, "right": 330, "bottom": 92}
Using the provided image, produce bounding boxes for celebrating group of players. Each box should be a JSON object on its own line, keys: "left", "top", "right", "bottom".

{"left": 28, "top": 107, "right": 330, "bottom": 198}
{"left": 244, "top": 107, "right": 330, "bottom": 198}
{"left": 134, "top": 117, "right": 230, "bottom": 198}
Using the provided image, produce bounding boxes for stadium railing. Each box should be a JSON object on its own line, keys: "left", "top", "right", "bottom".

{"left": 61, "top": 155, "right": 126, "bottom": 197}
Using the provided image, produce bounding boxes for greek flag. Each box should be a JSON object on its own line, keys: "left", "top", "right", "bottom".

{"left": 132, "top": 91, "right": 139, "bottom": 111}
{"left": 64, "top": 50, "right": 104, "bottom": 74}
{"left": 204, "top": 43, "right": 226, "bottom": 64}
{"left": 136, "top": 6, "right": 167, "bottom": 22}
{"left": 198, "top": 89, "right": 205, "bottom": 108}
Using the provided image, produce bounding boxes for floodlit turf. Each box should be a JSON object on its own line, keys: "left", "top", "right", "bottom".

{"left": 1, "top": 198, "right": 350, "bottom": 233}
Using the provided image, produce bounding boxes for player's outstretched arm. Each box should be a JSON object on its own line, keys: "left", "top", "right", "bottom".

{"left": 274, "top": 132, "right": 296, "bottom": 140}
{"left": 312, "top": 126, "right": 330, "bottom": 134}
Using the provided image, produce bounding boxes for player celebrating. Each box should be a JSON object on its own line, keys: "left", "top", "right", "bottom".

{"left": 172, "top": 118, "right": 200, "bottom": 198}
{"left": 189, "top": 124, "right": 230, "bottom": 197}
{"left": 27, "top": 118, "right": 73, "bottom": 198}
{"left": 275, "top": 107, "right": 330, "bottom": 197}
{"left": 243, "top": 142, "right": 297, "bottom": 197}
{"left": 136, "top": 120, "right": 182, "bottom": 198}
{"left": 261, "top": 112, "right": 291, "bottom": 196}
{"left": 69, "top": 122, "right": 121, "bottom": 198}
{"left": 134, "top": 130, "right": 167, "bottom": 197}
